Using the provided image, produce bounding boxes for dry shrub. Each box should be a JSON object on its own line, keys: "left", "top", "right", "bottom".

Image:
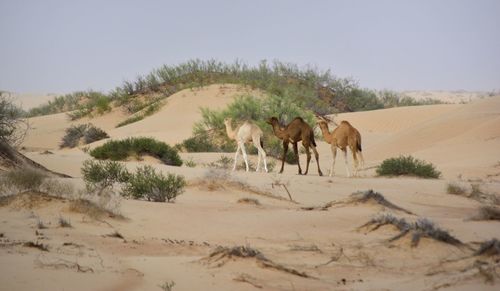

{"left": 69, "top": 197, "right": 124, "bottom": 220}
{"left": 58, "top": 216, "right": 72, "bottom": 228}
{"left": 475, "top": 239, "right": 500, "bottom": 256}
{"left": 237, "top": 198, "right": 261, "bottom": 205}
{"left": 470, "top": 206, "right": 500, "bottom": 221}
{"left": 447, "top": 182, "right": 467, "bottom": 195}
{"left": 204, "top": 246, "right": 312, "bottom": 278}
{"left": 361, "top": 214, "right": 462, "bottom": 247}
{"left": 303, "top": 190, "right": 414, "bottom": 214}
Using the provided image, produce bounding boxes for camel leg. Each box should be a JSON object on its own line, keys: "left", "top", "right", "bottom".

{"left": 293, "top": 142, "right": 302, "bottom": 175}
{"left": 279, "top": 141, "right": 289, "bottom": 174}
{"left": 256, "top": 144, "right": 268, "bottom": 173}
{"left": 303, "top": 144, "right": 311, "bottom": 175}
{"left": 358, "top": 151, "right": 365, "bottom": 170}
{"left": 343, "top": 149, "right": 351, "bottom": 177}
{"left": 233, "top": 144, "right": 241, "bottom": 171}
{"left": 351, "top": 146, "right": 359, "bottom": 176}
{"left": 330, "top": 145, "right": 337, "bottom": 177}
{"left": 240, "top": 143, "right": 250, "bottom": 172}
{"left": 311, "top": 144, "right": 322, "bottom": 176}
{"left": 255, "top": 146, "right": 261, "bottom": 172}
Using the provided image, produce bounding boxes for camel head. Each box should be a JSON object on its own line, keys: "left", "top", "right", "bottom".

{"left": 314, "top": 114, "right": 329, "bottom": 124}
{"left": 266, "top": 117, "right": 279, "bottom": 125}
{"left": 223, "top": 117, "right": 232, "bottom": 126}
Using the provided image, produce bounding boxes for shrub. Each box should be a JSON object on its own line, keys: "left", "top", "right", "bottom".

{"left": 0, "top": 93, "right": 28, "bottom": 145}
{"left": 122, "top": 165, "right": 186, "bottom": 202}
{"left": 60, "top": 124, "right": 88, "bottom": 148}
{"left": 447, "top": 182, "right": 467, "bottom": 195}
{"left": 376, "top": 155, "right": 441, "bottom": 178}
{"left": 1, "top": 167, "right": 48, "bottom": 193}
{"left": 89, "top": 137, "right": 183, "bottom": 166}
{"left": 81, "top": 160, "right": 129, "bottom": 193}
{"left": 60, "top": 124, "right": 109, "bottom": 148}
{"left": 83, "top": 126, "right": 109, "bottom": 144}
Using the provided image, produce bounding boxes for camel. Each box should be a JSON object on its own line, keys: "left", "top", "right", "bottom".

{"left": 315, "top": 114, "right": 364, "bottom": 177}
{"left": 223, "top": 117, "right": 268, "bottom": 172}
{"left": 266, "top": 117, "right": 322, "bottom": 176}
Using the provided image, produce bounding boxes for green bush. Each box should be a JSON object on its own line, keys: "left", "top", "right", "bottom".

{"left": 122, "top": 165, "right": 186, "bottom": 202}
{"left": 60, "top": 124, "right": 109, "bottom": 148}
{"left": 89, "top": 137, "right": 183, "bottom": 166}
{"left": 81, "top": 160, "right": 129, "bottom": 193}
{"left": 376, "top": 156, "right": 441, "bottom": 178}
{"left": 83, "top": 125, "right": 109, "bottom": 144}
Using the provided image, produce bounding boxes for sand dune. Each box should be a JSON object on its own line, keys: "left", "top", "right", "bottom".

{"left": 2, "top": 85, "right": 499, "bottom": 290}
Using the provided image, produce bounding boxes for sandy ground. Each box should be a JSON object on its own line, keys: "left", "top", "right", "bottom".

{"left": 2, "top": 85, "right": 500, "bottom": 290}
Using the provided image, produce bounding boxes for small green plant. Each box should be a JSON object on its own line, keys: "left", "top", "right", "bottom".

{"left": 81, "top": 160, "right": 130, "bottom": 194}
{"left": 206, "top": 155, "right": 234, "bottom": 169}
{"left": 447, "top": 182, "right": 467, "bottom": 195}
{"left": 158, "top": 280, "right": 175, "bottom": 291}
{"left": 376, "top": 155, "right": 441, "bottom": 178}
{"left": 89, "top": 137, "right": 183, "bottom": 166}
{"left": 122, "top": 165, "right": 186, "bottom": 202}
{"left": 184, "top": 158, "right": 197, "bottom": 168}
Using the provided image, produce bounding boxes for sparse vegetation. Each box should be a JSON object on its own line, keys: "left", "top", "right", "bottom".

{"left": 122, "top": 165, "right": 186, "bottom": 202}
{"left": 204, "top": 245, "right": 312, "bottom": 278}
{"left": 360, "top": 214, "right": 462, "bottom": 247}
{"left": 184, "top": 158, "right": 197, "bottom": 168}
{"left": 60, "top": 123, "right": 109, "bottom": 148}
{"left": 376, "top": 155, "right": 441, "bottom": 178}
{"left": 303, "top": 190, "right": 414, "bottom": 214}
{"left": 69, "top": 198, "right": 124, "bottom": 220}
{"left": 237, "top": 198, "right": 261, "bottom": 205}
{"left": 447, "top": 182, "right": 467, "bottom": 195}
{"left": 158, "top": 280, "right": 176, "bottom": 291}
{"left": 58, "top": 216, "right": 72, "bottom": 228}
{"left": 470, "top": 206, "right": 500, "bottom": 221}
{"left": 0, "top": 167, "right": 48, "bottom": 193}
{"left": 475, "top": 239, "right": 500, "bottom": 256}
{"left": 89, "top": 137, "right": 183, "bottom": 166}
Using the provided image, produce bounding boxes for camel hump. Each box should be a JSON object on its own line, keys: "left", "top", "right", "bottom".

{"left": 340, "top": 120, "right": 352, "bottom": 126}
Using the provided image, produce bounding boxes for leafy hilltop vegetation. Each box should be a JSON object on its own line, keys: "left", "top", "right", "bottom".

{"left": 26, "top": 59, "right": 442, "bottom": 122}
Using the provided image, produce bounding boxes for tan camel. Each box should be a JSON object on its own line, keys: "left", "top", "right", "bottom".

{"left": 315, "top": 114, "right": 364, "bottom": 177}
{"left": 224, "top": 118, "right": 268, "bottom": 172}
{"left": 266, "top": 117, "right": 322, "bottom": 176}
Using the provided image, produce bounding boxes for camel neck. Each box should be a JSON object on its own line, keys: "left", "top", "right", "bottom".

{"left": 270, "top": 122, "right": 286, "bottom": 139}
{"left": 224, "top": 122, "right": 237, "bottom": 140}
{"left": 319, "top": 123, "right": 333, "bottom": 140}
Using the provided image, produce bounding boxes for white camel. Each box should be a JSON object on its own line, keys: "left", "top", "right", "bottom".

{"left": 223, "top": 117, "right": 268, "bottom": 172}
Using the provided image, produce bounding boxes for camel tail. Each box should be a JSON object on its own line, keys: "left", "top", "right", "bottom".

{"left": 357, "top": 140, "right": 362, "bottom": 152}
{"left": 310, "top": 132, "right": 317, "bottom": 147}
{"left": 260, "top": 139, "right": 264, "bottom": 148}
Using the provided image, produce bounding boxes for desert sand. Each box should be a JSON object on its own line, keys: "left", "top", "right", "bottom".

{"left": 1, "top": 84, "right": 500, "bottom": 290}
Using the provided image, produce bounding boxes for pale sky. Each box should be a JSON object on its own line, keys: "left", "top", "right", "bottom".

{"left": 1, "top": 0, "right": 499, "bottom": 94}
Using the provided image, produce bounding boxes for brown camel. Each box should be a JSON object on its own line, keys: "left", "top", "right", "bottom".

{"left": 315, "top": 114, "right": 364, "bottom": 177}
{"left": 266, "top": 117, "right": 323, "bottom": 176}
